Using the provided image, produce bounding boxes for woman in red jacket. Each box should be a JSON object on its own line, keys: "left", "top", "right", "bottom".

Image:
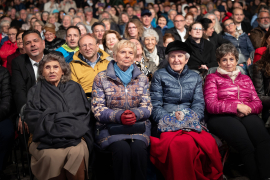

{"left": 0, "top": 27, "right": 18, "bottom": 68}
{"left": 204, "top": 43, "right": 270, "bottom": 180}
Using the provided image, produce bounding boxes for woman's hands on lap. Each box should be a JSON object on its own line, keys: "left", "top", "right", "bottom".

{"left": 237, "top": 104, "right": 252, "bottom": 116}
{"left": 121, "top": 110, "right": 136, "bottom": 125}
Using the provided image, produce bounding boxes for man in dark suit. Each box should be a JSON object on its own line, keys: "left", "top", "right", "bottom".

{"left": 232, "top": 8, "right": 252, "bottom": 34}
{"left": 165, "top": 15, "right": 187, "bottom": 42}
{"left": 141, "top": 9, "right": 163, "bottom": 47}
{"left": 11, "top": 29, "right": 45, "bottom": 134}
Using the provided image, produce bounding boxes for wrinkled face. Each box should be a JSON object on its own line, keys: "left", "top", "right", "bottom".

{"left": 103, "top": 21, "right": 111, "bottom": 30}
{"left": 218, "top": 53, "right": 237, "bottom": 72}
{"left": 174, "top": 15, "right": 185, "bottom": 30}
{"left": 224, "top": 19, "right": 236, "bottom": 33}
{"left": 168, "top": 50, "right": 188, "bottom": 73}
{"left": 189, "top": 7, "right": 198, "bottom": 17}
{"left": 79, "top": 36, "right": 99, "bottom": 60}
{"left": 66, "top": 28, "right": 80, "bottom": 49}
{"left": 42, "top": 60, "right": 63, "bottom": 86}
{"left": 142, "top": 15, "right": 151, "bottom": 27}
{"left": 189, "top": 23, "right": 203, "bottom": 39}
{"left": 158, "top": 17, "right": 167, "bottom": 28}
{"left": 185, "top": 15, "right": 194, "bottom": 27}
{"left": 208, "top": 14, "right": 216, "bottom": 25}
{"left": 214, "top": 11, "right": 221, "bottom": 22}
{"left": 34, "top": 21, "right": 42, "bottom": 32}
{"left": 233, "top": 9, "right": 244, "bottom": 23}
{"left": 144, "top": 36, "right": 157, "bottom": 52}
{"left": 93, "top": 25, "right": 105, "bottom": 41}
{"left": 257, "top": 12, "right": 270, "bottom": 28}
{"left": 106, "top": 33, "right": 119, "bottom": 50}
{"left": 2, "top": 23, "right": 10, "bottom": 33}
{"left": 44, "top": 31, "right": 55, "bottom": 42}
{"left": 205, "top": 23, "right": 215, "bottom": 37}
{"left": 63, "top": 16, "right": 72, "bottom": 28}
{"left": 113, "top": 47, "right": 135, "bottom": 71}
{"left": 127, "top": 7, "right": 133, "bottom": 16}
{"left": 127, "top": 22, "right": 138, "bottom": 38}
{"left": 73, "top": 17, "right": 81, "bottom": 26}
{"left": 130, "top": 39, "right": 142, "bottom": 58}
{"left": 16, "top": 32, "right": 24, "bottom": 49}
{"left": 122, "top": 14, "right": 129, "bottom": 23}
{"left": 78, "top": 25, "right": 87, "bottom": 36}
{"left": 8, "top": 28, "right": 17, "bottom": 43}
{"left": 23, "top": 33, "right": 45, "bottom": 58}
{"left": 163, "top": 37, "right": 174, "bottom": 47}
{"left": 169, "top": 10, "right": 177, "bottom": 20}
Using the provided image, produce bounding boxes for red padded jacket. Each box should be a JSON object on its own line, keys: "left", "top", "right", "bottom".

{"left": 0, "top": 40, "right": 17, "bottom": 68}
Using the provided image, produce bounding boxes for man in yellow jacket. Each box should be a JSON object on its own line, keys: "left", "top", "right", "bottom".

{"left": 70, "top": 33, "right": 110, "bottom": 96}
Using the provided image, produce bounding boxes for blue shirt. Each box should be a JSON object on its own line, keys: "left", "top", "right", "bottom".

{"left": 167, "top": 19, "right": 174, "bottom": 29}
{"left": 82, "top": 53, "right": 101, "bottom": 68}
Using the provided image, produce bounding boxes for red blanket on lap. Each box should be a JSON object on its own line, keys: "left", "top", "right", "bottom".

{"left": 150, "top": 130, "right": 223, "bottom": 180}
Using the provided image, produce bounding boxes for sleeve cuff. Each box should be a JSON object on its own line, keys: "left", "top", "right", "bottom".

{"left": 130, "top": 109, "right": 141, "bottom": 121}
{"left": 115, "top": 110, "right": 125, "bottom": 124}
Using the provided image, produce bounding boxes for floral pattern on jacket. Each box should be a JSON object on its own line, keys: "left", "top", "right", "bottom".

{"left": 91, "top": 61, "right": 152, "bottom": 149}
{"left": 204, "top": 71, "right": 262, "bottom": 115}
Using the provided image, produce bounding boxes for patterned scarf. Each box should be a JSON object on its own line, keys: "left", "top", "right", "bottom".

{"left": 217, "top": 66, "right": 240, "bottom": 82}
{"left": 135, "top": 57, "right": 152, "bottom": 78}
{"left": 114, "top": 62, "right": 134, "bottom": 86}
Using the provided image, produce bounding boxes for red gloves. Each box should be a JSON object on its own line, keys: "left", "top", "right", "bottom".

{"left": 121, "top": 110, "right": 136, "bottom": 125}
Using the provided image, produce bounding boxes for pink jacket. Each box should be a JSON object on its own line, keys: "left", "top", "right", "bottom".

{"left": 204, "top": 71, "right": 262, "bottom": 115}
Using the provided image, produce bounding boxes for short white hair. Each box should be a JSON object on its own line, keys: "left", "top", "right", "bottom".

{"left": 142, "top": 29, "right": 159, "bottom": 43}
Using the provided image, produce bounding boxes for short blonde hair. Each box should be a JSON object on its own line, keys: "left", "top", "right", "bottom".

{"left": 113, "top": 40, "right": 137, "bottom": 57}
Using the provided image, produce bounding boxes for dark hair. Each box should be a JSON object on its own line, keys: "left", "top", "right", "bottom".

{"left": 66, "top": 26, "right": 81, "bottom": 36}
{"left": 216, "top": 43, "right": 239, "bottom": 63}
{"left": 91, "top": 22, "right": 106, "bottom": 32}
{"left": 8, "top": 26, "right": 18, "bottom": 32}
{"left": 22, "top": 29, "right": 42, "bottom": 41}
{"left": 199, "top": 18, "right": 212, "bottom": 31}
{"left": 157, "top": 15, "right": 167, "bottom": 24}
{"left": 111, "top": 6, "right": 119, "bottom": 16}
{"left": 69, "top": 8, "right": 76, "bottom": 14}
{"left": 189, "top": 5, "right": 198, "bottom": 10}
{"left": 16, "top": 30, "right": 25, "bottom": 40}
{"left": 184, "top": 22, "right": 207, "bottom": 39}
{"left": 256, "top": 46, "right": 270, "bottom": 76}
{"left": 261, "top": 30, "right": 270, "bottom": 47}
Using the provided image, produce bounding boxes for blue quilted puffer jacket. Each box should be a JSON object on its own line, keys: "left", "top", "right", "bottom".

{"left": 150, "top": 65, "right": 205, "bottom": 123}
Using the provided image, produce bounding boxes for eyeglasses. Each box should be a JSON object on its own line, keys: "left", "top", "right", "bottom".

{"left": 174, "top": 20, "right": 185, "bottom": 23}
{"left": 8, "top": 33, "right": 16, "bottom": 36}
{"left": 224, "top": 22, "right": 234, "bottom": 27}
{"left": 258, "top": 17, "right": 270, "bottom": 20}
{"left": 192, "top": 27, "right": 203, "bottom": 31}
{"left": 128, "top": 26, "right": 137, "bottom": 30}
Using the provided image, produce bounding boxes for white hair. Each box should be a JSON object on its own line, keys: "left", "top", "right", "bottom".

{"left": 204, "top": 13, "right": 223, "bottom": 34}
{"left": 142, "top": 29, "right": 159, "bottom": 43}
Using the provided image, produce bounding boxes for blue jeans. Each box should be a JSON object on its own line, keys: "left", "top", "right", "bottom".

{"left": 0, "top": 119, "right": 14, "bottom": 171}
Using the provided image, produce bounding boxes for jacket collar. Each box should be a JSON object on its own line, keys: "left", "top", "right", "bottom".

{"left": 166, "top": 64, "right": 188, "bottom": 78}
{"left": 215, "top": 70, "right": 242, "bottom": 80}
{"left": 106, "top": 60, "right": 142, "bottom": 81}
{"left": 224, "top": 32, "right": 246, "bottom": 38}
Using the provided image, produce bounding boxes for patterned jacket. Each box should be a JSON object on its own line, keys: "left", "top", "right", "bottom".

{"left": 91, "top": 61, "right": 152, "bottom": 149}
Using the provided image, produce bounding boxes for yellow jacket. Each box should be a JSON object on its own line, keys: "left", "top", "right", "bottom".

{"left": 70, "top": 49, "right": 110, "bottom": 94}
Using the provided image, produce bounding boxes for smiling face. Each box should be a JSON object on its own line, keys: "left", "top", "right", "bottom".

{"left": 158, "top": 16, "right": 167, "bottom": 29}
{"left": 79, "top": 35, "right": 99, "bottom": 60}
{"left": 144, "top": 36, "right": 157, "bottom": 52}
{"left": 66, "top": 28, "right": 80, "bottom": 49}
{"left": 16, "top": 32, "right": 24, "bottom": 49}
{"left": 204, "top": 23, "right": 215, "bottom": 37}
{"left": 106, "top": 33, "right": 119, "bottom": 50}
{"left": 42, "top": 60, "right": 63, "bottom": 87}
{"left": 168, "top": 50, "right": 188, "bottom": 73}
{"left": 185, "top": 15, "right": 194, "bottom": 27}
{"left": 208, "top": 14, "right": 216, "bottom": 25}
{"left": 23, "top": 33, "right": 45, "bottom": 59}
{"left": 63, "top": 16, "right": 72, "bottom": 28}
{"left": 44, "top": 31, "right": 55, "bottom": 42}
{"left": 113, "top": 47, "right": 135, "bottom": 71}
{"left": 218, "top": 53, "right": 237, "bottom": 72}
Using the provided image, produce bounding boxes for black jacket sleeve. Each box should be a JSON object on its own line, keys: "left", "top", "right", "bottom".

{"left": 0, "top": 67, "right": 12, "bottom": 120}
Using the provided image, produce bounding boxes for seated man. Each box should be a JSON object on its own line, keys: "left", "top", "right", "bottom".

{"left": 56, "top": 26, "right": 80, "bottom": 63}
{"left": 70, "top": 33, "right": 110, "bottom": 95}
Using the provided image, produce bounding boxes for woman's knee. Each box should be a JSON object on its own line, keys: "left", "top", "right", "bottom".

{"left": 109, "top": 141, "right": 131, "bottom": 158}
{"left": 130, "top": 140, "right": 147, "bottom": 157}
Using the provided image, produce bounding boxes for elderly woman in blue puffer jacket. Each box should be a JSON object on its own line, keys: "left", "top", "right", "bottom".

{"left": 149, "top": 40, "right": 223, "bottom": 180}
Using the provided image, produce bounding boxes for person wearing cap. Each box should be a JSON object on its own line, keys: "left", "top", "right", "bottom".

{"left": 141, "top": 9, "right": 163, "bottom": 47}
{"left": 150, "top": 40, "right": 223, "bottom": 180}
{"left": 44, "top": 24, "right": 65, "bottom": 52}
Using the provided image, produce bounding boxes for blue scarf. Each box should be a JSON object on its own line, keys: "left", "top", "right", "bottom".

{"left": 114, "top": 62, "right": 134, "bottom": 86}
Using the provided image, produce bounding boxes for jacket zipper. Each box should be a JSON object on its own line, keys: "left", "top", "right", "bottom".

{"left": 232, "top": 78, "right": 241, "bottom": 101}
{"left": 178, "top": 75, "right": 182, "bottom": 101}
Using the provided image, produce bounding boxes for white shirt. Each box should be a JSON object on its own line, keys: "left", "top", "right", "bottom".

{"left": 177, "top": 28, "right": 186, "bottom": 42}
{"left": 29, "top": 55, "right": 44, "bottom": 81}
{"left": 236, "top": 24, "right": 242, "bottom": 31}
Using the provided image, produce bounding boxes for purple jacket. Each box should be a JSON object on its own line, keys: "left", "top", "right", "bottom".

{"left": 204, "top": 71, "right": 262, "bottom": 115}
{"left": 91, "top": 61, "right": 152, "bottom": 149}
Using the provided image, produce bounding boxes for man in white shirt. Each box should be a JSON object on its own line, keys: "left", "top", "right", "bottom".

{"left": 232, "top": 8, "right": 252, "bottom": 34}
{"left": 165, "top": 15, "right": 187, "bottom": 42}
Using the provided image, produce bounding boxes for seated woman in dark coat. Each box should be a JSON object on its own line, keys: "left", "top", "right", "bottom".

{"left": 150, "top": 40, "right": 223, "bottom": 180}
{"left": 184, "top": 22, "right": 218, "bottom": 73}
{"left": 92, "top": 40, "right": 152, "bottom": 180}
{"left": 24, "top": 51, "right": 92, "bottom": 180}
{"left": 44, "top": 24, "right": 65, "bottom": 52}
{"left": 252, "top": 47, "right": 270, "bottom": 122}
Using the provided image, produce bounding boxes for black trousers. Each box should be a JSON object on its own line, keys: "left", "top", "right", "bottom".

{"left": 107, "top": 139, "right": 147, "bottom": 180}
{"left": 207, "top": 114, "right": 270, "bottom": 180}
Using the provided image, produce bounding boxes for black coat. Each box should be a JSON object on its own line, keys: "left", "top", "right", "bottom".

{"left": 209, "top": 32, "right": 230, "bottom": 51}
{"left": 165, "top": 27, "right": 186, "bottom": 42}
{"left": 241, "top": 21, "right": 253, "bottom": 34}
{"left": 45, "top": 38, "right": 65, "bottom": 52}
{"left": 111, "top": 22, "right": 121, "bottom": 34}
{"left": 185, "top": 38, "right": 218, "bottom": 71}
{"left": 0, "top": 66, "right": 12, "bottom": 121}
{"left": 11, "top": 54, "right": 38, "bottom": 114}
